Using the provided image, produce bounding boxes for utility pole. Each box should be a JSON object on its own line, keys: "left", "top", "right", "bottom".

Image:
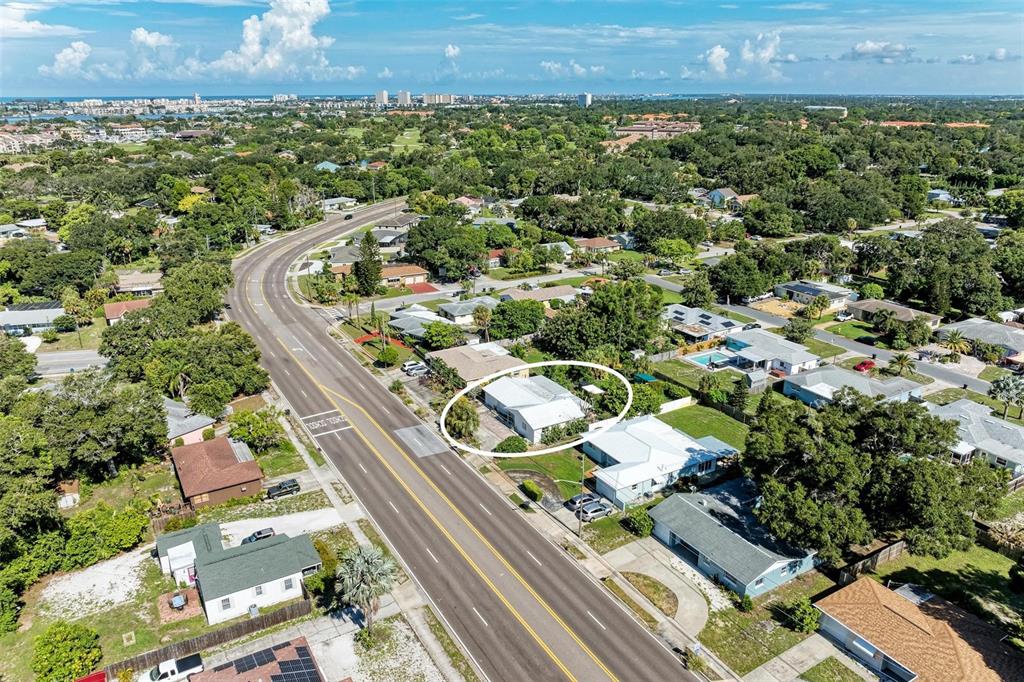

{"left": 577, "top": 451, "right": 586, "bottom": 538}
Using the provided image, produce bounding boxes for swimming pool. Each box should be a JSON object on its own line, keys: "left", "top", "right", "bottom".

{"left": 689, "top": 351, "right": 732, "bottom": 367}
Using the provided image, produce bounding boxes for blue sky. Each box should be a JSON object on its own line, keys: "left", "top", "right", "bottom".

{"left": 1, "top": 0, "right": 1022, "bottom": 97}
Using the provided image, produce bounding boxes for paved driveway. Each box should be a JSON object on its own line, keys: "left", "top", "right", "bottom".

{"left": 742, "top": 634, "right": 875, "bottom": 682}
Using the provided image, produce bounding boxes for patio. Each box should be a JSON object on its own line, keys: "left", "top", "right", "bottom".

{"left": 157, "top": 587, "right": 202, "bottom": 624}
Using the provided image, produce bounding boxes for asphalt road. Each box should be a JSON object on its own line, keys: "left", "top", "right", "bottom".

{"left": 35, "top": 349, "right": 108, "bottom": 375}
{"left": 228, "top": 204, "right": 693, "bottom": 682}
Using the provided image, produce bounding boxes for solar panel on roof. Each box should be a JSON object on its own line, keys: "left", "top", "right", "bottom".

{"left": 273, "top": 641, "right": 292, "bottom": 650}
{"left": 254, "top": 648, "right": 276, "bottom": 665}
{"left": 234, "top": 655, "right": 257, "bottom": 673}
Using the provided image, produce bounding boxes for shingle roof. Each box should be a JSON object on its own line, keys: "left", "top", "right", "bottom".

{"left": 847, "top": 299, "right": 941, "bottom": 323}
{"left": 164, "top": 396, "right": 216, "bottom": 440}
{"left": 156, "top": 522, "right": 223, "bottom": 560}
{"left": 926, "top": 398, "right": 1024, "bottom": 465}
{"left": 103, "top": 298, "right": 152, "bottom": 321}
{"left": 500, "top": 285, "right": 579, "bottom": 303}
{"left": 815, "top": 577, "right": 1024, "bottom": 682}
{"left": 649, "top": 478, "right": 813, "bottom": 586}
{"left": 171, "top": 437, "right": 262, "bottom": 498}
{"left": 195, "top": 534, "right": 321, "bottom": 600}
{"left": 427, "top": 342, "right": 526, "bottom": 383}
{"left": 785, "top": 365, "right": 920, "bottom": 403}
{"left": 940, "top": 318, "right": 1024, "bottom": 352}
{"left": 576, "top": 237, "right": 619, "bottom": 250}
{"left": 439, "top": 296, "right": 499, "bottom": 319}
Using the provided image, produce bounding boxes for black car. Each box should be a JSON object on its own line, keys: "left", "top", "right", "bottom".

{"left": 344, "top": 213, "right": 354, "bottom": 220}
{"left": 266, "top": 479, "right": 300, "bottom": 499}
{"left": 241, "top": 528, "right": 275, "bottom": 545}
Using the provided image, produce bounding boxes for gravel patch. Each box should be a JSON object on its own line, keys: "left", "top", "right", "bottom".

{"left": 220, "top": 509, "right": 344, "bottom": 547}
{"left": 355, "top": 618, "right": 444, "bottom": 682}
{"left": 667, "top": 556, "right": 732, "bottom": 611}
{"left": 39, "top": 546, "right": 151, "bottom": 619}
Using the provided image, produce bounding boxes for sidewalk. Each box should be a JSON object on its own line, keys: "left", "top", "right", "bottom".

{"left": 742, "top": 634, "right": 875, "bottom": 682}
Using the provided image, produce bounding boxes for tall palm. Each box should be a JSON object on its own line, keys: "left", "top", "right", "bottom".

{"left": 889, "top": 352, "right": 915, "bottom": 377}
{"left": 337, "top": 545, "right": 396, "bottom": 630}
{"left": 872, "top": 309, "right": 898, "bottom": 336}
{"left": 1010, "top": 376, "right": 1024, "bottom": 420}
{"left": 989, "top": 375, "right": 1014, "bottom": 418}
{"left": 473, "top": 305, "right": 492, "bottom": 342}
{"left": 942, "top": 330, "right": 971, "bottom": 355}
{"left": 342, "top": 292, "right": 359, "bottom": 324}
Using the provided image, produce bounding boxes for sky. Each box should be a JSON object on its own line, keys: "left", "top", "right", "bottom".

{"left": 1, "top": 0, "right": 1022, "bottom": 98}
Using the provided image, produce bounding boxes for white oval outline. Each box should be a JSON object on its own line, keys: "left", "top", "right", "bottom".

{"left": 438, "top": 360, "right": 634, "bottom": 458}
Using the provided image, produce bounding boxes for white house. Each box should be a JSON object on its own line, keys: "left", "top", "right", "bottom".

{"left": 926, "top": 398, "right": 1024, "bottom": 477}
{"left": 724, "top": 328, "right": 820, "bottom": 376}
{"left": 323, "top": 196, "right": 357, "bottom": 211}
{"left": 438, "top": 296, "right": 500, "bottom": 325}
{"left": 782, "top": 365, "right": 923, "bottom": 408}
{"left": 773, "top": 280, "right": 856, "bottom": 311}
{"left": 662, "top": 304, "right": 743, "bottom": 344}
{"left": 483, "top": 375, "right": 588, "bottom": 444}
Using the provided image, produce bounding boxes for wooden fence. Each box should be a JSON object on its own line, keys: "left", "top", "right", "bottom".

{"left": 837, "top": 540, "right": 907, "bottom": 585}
{"left": 1008, "top": 474, "right": 1024, "bottom": 495}
{"left": 105, "top": 599, "right": 313, "bottom": 677}
{"left": 151, "top": 508, "right": 196, "bottom": 535}
{"left": 974, "top": 519, "right": 1024, "bottom": 562}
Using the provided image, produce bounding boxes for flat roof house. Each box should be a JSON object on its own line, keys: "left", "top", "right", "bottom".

{"left": 783, "top": 365, "right": 923, "bottom": 408}
{"left": 815, "top": 577, "right": 1024, "bottom": 681}
{"left": 939, "top": 318, "right": 1024, "bottom": 360}
{"left": 846, "top": 299, "right": 942, "bottom": 329}
{"left": 483, "top": 375, "right": 588, "bottom": 444}
{"left": 774, "top": 280, "right": 855, "bottom": 310}
{"left": 322, "top": 195, "right": 356, "bottom": 211}
{"left": 649, "top": 478, "right": 816, "bottom": 598}
{"left": 171, "top": 437, "right": 262, "bottom": 508}
{"left": 0, "top": 301, "right": 65, "bottom": 334}
{"left": 499, "top": 284, "right": 579, "bottom": 307}
{"left": 114, "top": 270, "right": 164, "bottom": 297}
{"left": 376, "top": 213, "right": 420, "bottom": 230}
{"left": 427, "top": 342, "right": 528, "bottom": 384}
{"left": 662, "top": 304, "right": 743, "bottom": 344}
{"left": 725, "top": 328, "right": 819, "bottom": 376}
{"left": 583, "top": 415, "right": 737, "bottom": 508}
{"left": 575, "top": 237, "right": 621, "bottom": 253}
{"left": 438, "top": 295, "right": 500, "bottom": 325}
{"left": 926, "top": 398, "right": 1024, "bottom": 477}
{"left": 102, "top": 298, "right": 152, "bottom": 325}
{"left": 164, "top": 396, "right": 216, "bottom": 446}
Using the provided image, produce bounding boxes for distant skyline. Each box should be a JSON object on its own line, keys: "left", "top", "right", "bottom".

{"left": 1, "top": 0, "right": 1022, "bottom": 98}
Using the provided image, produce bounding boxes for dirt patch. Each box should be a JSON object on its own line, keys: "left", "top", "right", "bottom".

{"left": 750, "top": 298, "right": 803, "bottom": 318}
{"left": 157, "top": 587, "right": 202, "bottom": 624}
{"left": 503, "top": 470, "right": 563, "bottom": 510}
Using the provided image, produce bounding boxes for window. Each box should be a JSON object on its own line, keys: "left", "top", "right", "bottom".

{"left": 220, "top": 598, "right": 231, "bottom": 611}
{"left": 997, "top": 457, "right": 1008, "bottom": 467}
{"left": 283, "top": 578, "right": 294, "bottom": 591}
{"left": 754, "top": 578, "right": 764, "bottom": 587}
{"left": 698, "top": 459, "right": 715, "bottom": 474}
{"left": 254, "top": 585, "right": 263, "bottom": 596}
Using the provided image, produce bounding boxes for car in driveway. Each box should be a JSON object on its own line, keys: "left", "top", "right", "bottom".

{"left": 566, "top": 492, "right": 598, "bottom": 511}
{"left": 576, "top": 501, "right": 613, "bottom": 522}
{"left": 853, "top": 359, "right": 876, "bottom": 372}
{"left": 834, "top": 310, "right": 854, "bottom": 322}
{"left": 241, "top": 528, "right": 275, "bottom": 545}
{"left": 401, "top": 360, "right": 422, "bottom": 372}
{"left": 266, "top": 478, "right": 300, "bottom": 499}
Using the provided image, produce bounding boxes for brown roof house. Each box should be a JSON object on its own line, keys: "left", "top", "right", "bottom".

{"left": 815, "top": 577, "right": 1024, "bottom": 682}
{"left": 575, "top": 237, "right": 621, "bottom": 253}
{"left": 103, "top": 298, "right": 152, "bottom": 325}
{"left": 114, "top": 270, "right": 164, "bottom": 297}
{"left": 171, "top": 437, "right": 262, "bottom": 508}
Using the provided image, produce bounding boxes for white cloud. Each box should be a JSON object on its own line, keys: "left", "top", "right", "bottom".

{"left": 949, "top": 54, "right": 978, "bottom": 64}
{"left": 630, "top": 68, "right": 669, "bottom": 81}
{"left": 0, "top": 3, "right": 84, "bottom": 38}
{"left": 842, "top": 40, "right": 914, "bottom": 63}
{"left": 444, "top": 43, "right": 461, "bottom": 59}
{"left": 989, "top": 47, "right": 1022, "bottom": 62}
{"left": 130, "top": 27, "right": 176, "bottom": 49}
{"left": 679, "top": 66, "right": 694, "bottom": 79}
{"left": 377, "top": 66, "right": 393, "bottom": 78}
{"left": 452, "top": 13, "right": 482, "bottom": 21}
{"left": 38, "top": 41, "right": 93, "bottom": 78}
{"left": 771, "top": 2, "right": 829, "bottom": 9}
{"left": 539, "top": 59, "right": 604, "bottom": 78}
{"left": 740, "top": 31, "right": 797, "bottom": 80}
{"left": 704, "top": 44, "right": 730, "bottom": 76}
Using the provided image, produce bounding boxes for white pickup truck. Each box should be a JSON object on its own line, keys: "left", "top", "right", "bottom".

{"left": 136, "top": 654, "right": 204, "bottom": 682}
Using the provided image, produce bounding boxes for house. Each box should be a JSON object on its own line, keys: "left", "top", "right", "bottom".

{"left": 499, "top": 285, "right": 579, "bottom": 307}
{"left": 329, "top": 243, "right": 397, "bottom": 266}
{"left": 783, "top": 365, "right": 923, "bottom": 408}
{"left": 730, "top": 194, "right": 759, "bottom": 211}
{"left": 376, "top": 213, "right": 420, "bottom": 230}
{"left": 575, "top": 237, "right": 621, "bottom": 253}
{"left": 164, "top": 396, "right": 216, "bottom": 446}
{"left": 370, "top": 228, "right": 408, "bottom": 250}
{"left": 102, "top": 298, "right": 152, "bottom": 325}
{"left": 453, "top": 195, "right": 483, "bottom": 212}
{"left": 438, "top": 296, "right": 500, "bottom": 325}
{"left": 0, "top": 301, "right": 65, "bottom": 334}
{"left": 16, "top": 217, "right": 47, "bottom": 230}
{"left": 486, "top": 247, "right": 519, "bottom": 268}
{"left": 927, "top": 188, "right": 954, "bottom": 203}
{"left": 366, "top": 160, "right": 388, "bottom": 171}
{"left": 0, "top": 224, "right": 28, "bottom": 241}
{"left": 649, "top": 478, "right": 816, "bottom": 598}
{"left": 114, "top": 270, "right": 164, "bottom": 297}
{"left": 708, "top": 187, "right": 738, "bottom": 208}
{"left": 156, "top": 522, "right": 223, "bottom": 586}
{"left": 773, "top": 280, "right": 855, "bottom": 311}
{"left": 541, "top": 241, "right": 573, "bottom": 262}
{"left": 815, "top": 577, "right": 1024, "bottom": 681}
{"left": 170, "top": 437, "right": 263, "bottom": 508}
{"left": 472, "top": 217, "right": 518, "bottom": 230}
{"left": 583, "top": 415, "right": 737, "bottom": 508}
{"left": 482, "top": 375, "right": 589, "bottom": 444}
{"left": 322, "top": 196, "right": 356, "bottom": 211}
{"left": 662, "top": 305, "right": 743, "bottom": 344}
{"left": 725, "top": 328, "right": 819, "bottom": 376}
{"left": 939, "top": 318, "right": 1024, "bottom": 360}
{"left": 427, "top": 342, "right": 528, "bottom": 384}
{"left": 314, "top": 160, "right": 341, "bottom": 173}
{"left": 190, "top": 637, "right": 324, "bottom": 681}
{"left": 846, "top": 299, "right": 942, "bottom": 329}
{"left": 380, "top": 264, "right": 428, "bottom": 288}
{"left": 610, "top": 232, "right": 636, "bottom": 250}
{"left": 388, "top": 304, "right": 457, "bottom": 340}
{"left": 926, "top": 398, "right": 1024, "bottom": 477}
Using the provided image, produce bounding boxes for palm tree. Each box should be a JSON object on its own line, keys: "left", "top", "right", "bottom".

{"left": 337, "top": 545, "right": 396, "bottom": 631}
{"left": 1010, "top": 376, "right": 1024, "bottom": 420}
{"left": 941, "top": 330, "right": 971, "bottom": 355}
{"left": 473, "top": 305, "right": 492, "bottom": 342}
{"left": 342, "top": 292, "right": 359, "bottom": 324}
{"left": 446, "top": 397, "right": 480, "bottom": 439}
{"left": 872, "top": 309, "right": 898, "bottom": 336}
{"left": 989, "top": 375, "right": 1014, "bottom": 418}
{"left": 888, "top": 352, "right": 915, "bottom": 377}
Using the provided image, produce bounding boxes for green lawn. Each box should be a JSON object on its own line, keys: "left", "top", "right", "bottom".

{"left": 623, "top": 571, "right": 678, "bottom": 617}
{"left": 925, "top": 387, "right": 1024, "bottom": 426}
{"left": 417, "top": 298, "right": 451, "bottom": 311}
{"left": 37, "top": 317, "right": 106, "bottom": 351}
{"left": 653, "top": 360, "right": 744, "bottom": 393}
{"left": 487, "top": 267, "right": 548, "bottom": 281}
{"left": 391, "top": 129, "right": 424, "bottom": 151}
{"left": 344, "top": 127, "right": 366, "bottom": 139}
{"left": 255, "top": 439, "right": 307, "bottom": 478}
{"left": 584, "top": 500, "right": 662, "bottom": 554}
{"left": 826, "top": 320, "right": 881, "bottom": 345}
{"left": 660, "top": 289, "right": 685, "bottom": 305}
{"left": 990, "top": 490, "right": 1024, "bottom": 521}
{"left": 541, "top": 275, "right": 593, "bottom": 288}
{"left": 872, "top": 543, "right": 1024, "bottom": 622}
{"left": 980, "top": 365, "right": 1013, "bottom": 382}
{"left": 496, "top": 449, "right": 595, "bottom": 500}
{"left": 699, "top": 571, "right": 835, "bottom": 675}
{"left": 800, "top": 657, "right": 864, "bottom": 682}
{"left": 373, "top": 286, "right": 414, "bottom": 300}
{"left": 709, "top": 306, "right": 756, "bottom": 324}
{"left": 765, "top": 327, "right": 846, "bottom": 359}
{"left": 605, "top": 249, "right": 646, "bottom": 263}
{"left": 837, "top": 356, "right": 934, "bottom": 386}
{"left": 657, "top": 405, "right": 749, "bottom": 450}
{"left": 76, "top": 462, "right": 180, "bottom": 516}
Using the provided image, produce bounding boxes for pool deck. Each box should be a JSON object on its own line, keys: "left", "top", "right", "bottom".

{"left": 684, "top": 348, "right": 737, "bottom": 370}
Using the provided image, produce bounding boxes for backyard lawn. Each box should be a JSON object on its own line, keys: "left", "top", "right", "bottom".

{"left": 657, "top": 405, "right": 749, "bottom": 450}
{"left": 37, "top": 317, "right": 106, "bottom": 351}
{"left": 496, "top": 449, "right": 594, "bottom": 500}
{"left": 826, "top": 320, "right": 882, "bottom": 346}
{"left": 654, "top": 360, "right": 744, "bottom": 393}
{"left": 990, "top": 489, "right": 1024, "bottom": 521}
{"left": 255, "top": 439, "right": 307, "bottom": 478}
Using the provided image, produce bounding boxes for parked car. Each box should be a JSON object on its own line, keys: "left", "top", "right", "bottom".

{"left": 241, "top": 528, "right": 275, "bottom": 545}
{"left": 835, "top": 310, "right": 854, "bottom": 322}
{"left": 406, "top": 363, "right": 430, "bottom": 377}
{"left": 853, "top": 359, "right": 876, "bottom": 372}
{"left": 401, "top": 360, "right": 422, "bottom": 371}
{"left": 657, "top": 269, "right": 676, "bottom": 276}
{"left": 136, "top": 654, "right": 203, "bottom": 682}
{"left": 576, "top": 501, "right": 613, "bottom": 522}
{"left": 566, "top": 492, "right": 598, "bottom": 511}
{"left": 344, "top": 213, "right": 354, "bottom": 220}
{"left": 742, "top": 322, "right": 761, "bottom": 331}
{"left": 266, "top": 479, "right": 300, "bottom": 499}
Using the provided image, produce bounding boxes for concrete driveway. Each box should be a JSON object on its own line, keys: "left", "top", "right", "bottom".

{"left": 742, "top": 634, "right": 875, "bottom": 681}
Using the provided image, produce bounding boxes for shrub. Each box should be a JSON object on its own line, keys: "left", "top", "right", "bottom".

{"left": 228, "top": 408, "right": 284, "bottom": 452}
{"left": 624, "top": 507, "right": 653, "bottom": 537}
{"left": 521, "top": 479, "right": 544, "bottom": 502}
{"left": 41, "top": 329, "right": 59, "bottom": 343}
{"left": 388, "top": 379, "right": 404, "bottom": 394}
{"left": 32, "top": 621, "right": 103, "bottom": 682}
{"left": 173, "top": 437, "right": 185, "bottom": 447}
{"left": 61, "top": 503, "right": 148, "bottom": 571}
{"left": 202, "top": 427, "right": 216, "bottom": 441}
{"left": 541, "top": 424, "right": 565, "bottom": 445}
{"left": 0, "top": 586, "right": 20, "bottom": 634}
{"left": 494, "top": 436, "right": 528, "bottom": 453}
{"left": 738, "top": 594, "right": 754, "bottom": 612}
{"left": 162, "top": 515, "right": 197, "bottom": 533}
{"left": 787, "top": 595, "right": 819, "bottom": 633}
{"left": 52, "top": 314, "right": 77, "bottom": 333}
{"left": 663, "top": 382, "right": 689, "bottom": 400}
{"left": 377, "top": 344, "right": 399, "bottom": 367}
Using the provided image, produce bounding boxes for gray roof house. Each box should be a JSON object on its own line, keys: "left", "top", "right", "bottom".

{"left": 540, "top": 241, "right": 574, "bottom": 261}
{"left": 482, "top": 375, "right": 588, "bottom": 444}
{"left": 438, "top": 296, "right": 500, "bottom": 325}
{"left": 927, "top": 398, "right": 1024, "bottom": 477}
{"left": 662, "top": 304, "right": 742, "bottom": 343}
{"left": 649, "top": 478, "right": 816, "bottom": 598}
{"left": 0, "top": 301, "right": 65, "bottom": 334}
{"left": 782, "top": 365, "right": 923, "bottom": 408}
{"left": 370, "top": 228, "right": 408, "bottom": 249}
{"left": 724, "top": 329, "right": 819, "bottom": 376}
{"left": 389, "top": 304, "right": 458, "bottom": 340}
{"left": 376, "top": 213, "right": 420, "bottom": 230}
{"left": 939, "top": 318, "right": 1024, "bottom": 358}
{"left": 164, "top": 396, "right": 216, "bottom": 444}
{"left": 773, "top": 280, "right": 856, "bottom": 308}
{"left": 846, "top": 299, "right": 942, "bottom": 328}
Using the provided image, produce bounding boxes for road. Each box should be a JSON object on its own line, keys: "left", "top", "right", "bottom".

{"left": 35, "top": 349, "right": 107, "bottom": 375}
{"left": 228, "top": 202, "right": 693, "bottom": 682}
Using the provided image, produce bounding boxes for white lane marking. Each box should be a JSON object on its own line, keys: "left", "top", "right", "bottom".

{"left": 312, "top": 426, "right": 352, "bottom": 438}
{"left": 357, "top": 461, "right": 368, "bottom": 474}
{"left": 356, "top": 380, "right": 366, "bottom": 390}
{"left": 300, "top": 409, "right": 338, "bottom": 419}
{"left": 282, "top": 368, "right": 291, "bottom": 376}
{"left": 587, "top": 611, "right": 607, "bottom": 631}
{"left": 300, "top": 389, "right": 308, "bottom": 398}
{"left": 526, "top": 551, "right": 543, "bottom": 567}
{"left": 472, "top": 608, "right": 489, "bottom": 628}
{"left": 439, "top": 463, "right": 452, "bottom": 476}
{"left": 478, "top": 503, "right": 492, "bottom": 517}
{"left": 380, "top": 405, "right": 391, "bottom": 415}
{"left": 388, "top": 500, "right": 400, "bottom": 514}
{"left": 268, "top": 350, "right": 276, "bottom": 357}
{"left": 424, "top": 547, "right": 439, "bottom": 564}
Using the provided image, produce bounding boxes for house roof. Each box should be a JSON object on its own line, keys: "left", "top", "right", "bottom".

{"left": 846, "top": 299, "right": 941, "bottom": 324}
{"left": 541, "top": 241, "right": 573, "bottom": 255}
{"left": 381, "top": 264, "right": 428, "bottom": 278}
{"left": 164, "top": 396, "right": 216, "bottom": 440}
{"left": 711, "top": 187, "right": 738, "bottom": 199}
{"left": 0, "top": 302, "right": 65, "bottom": 327}
{"left": 156, "top": 522, "right": 223, "bottom": 560}
{"left": 662, "top": 304, "right": 741, "bottom": 337}
{"left": 777, "top": 279, "right": 854, "bottom": 300}
{"left": 195, "top": 534, "right": 321, "bottom": 600}
{"left": 370, "top": 228, "right": 407, "bottom": 245}
{"left": 389, "top": 304, "right": 455, "bottom": 339}
{"left": 427, "top": 342, "right": 527, "bottom": 382}
{"left": 728, "top": 328, "right": 817, "bottom": 366}
{"left": 115, "top": 270, "right": 163, "bottom": 290}
{"left": 785, "top": 365, "right": 920, "bottom": 403}
{"left": 500, "top": 284, "right": 579, "bottom": 303}
{"left": 649, "top": 478, "right": 814, "bottom": 586}
{"left": 171, "top": 437, "right": 262, "bottom": 498}
{"left": 576, "top": 237, "right": 619, "bottom": 250}
{"left": 377, "top": 213, "right": 419, "bottom": 229}
{"left": 926, "top": 398, "right": 1024, "bottom": 466}
{"left": 483, "top": 375, "right": 587, "bottom": 430}
{"left": 589, "top": 415, "right": 736, "bottom": 489}
{"left": 103, "top": 298, "right": 152, "bottom": 321}
{"left": 439, "top": 295, "right": 500, "bottom": 319}
{"left": 940, "top": 318, "right": 1024, "bottom": 352}
{"left": 315, "top": 161, "right": 340, "bottom": 172}
{"left": 815, "top": 577, "right": 1024, "bottom": 682}
{"left": 191, "top": 637, "right": 322, "bottom": 681}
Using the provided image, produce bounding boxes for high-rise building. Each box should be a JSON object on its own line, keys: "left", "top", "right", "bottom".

{"left": 375, "top": 90, "right": 389, "bottom": 105}
{"left": 193, "top": 92, "right": 201, "bottom": 105}
{"left": 578, "top": 93, "right": 592, "bottom": 108}
{"left": 397, "top": 90, "right": 412, "bottom": 106}
{"left": 423, "top": 93, "right": 454, "bottom": 105}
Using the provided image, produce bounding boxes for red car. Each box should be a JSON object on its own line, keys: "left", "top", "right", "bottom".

{"left": 853, "top": 359, "right": 876, "bottom": 372}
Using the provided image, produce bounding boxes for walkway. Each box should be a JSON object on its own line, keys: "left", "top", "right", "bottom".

{"left": 742, "top": 634, "right": 875, "bottom": 682}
